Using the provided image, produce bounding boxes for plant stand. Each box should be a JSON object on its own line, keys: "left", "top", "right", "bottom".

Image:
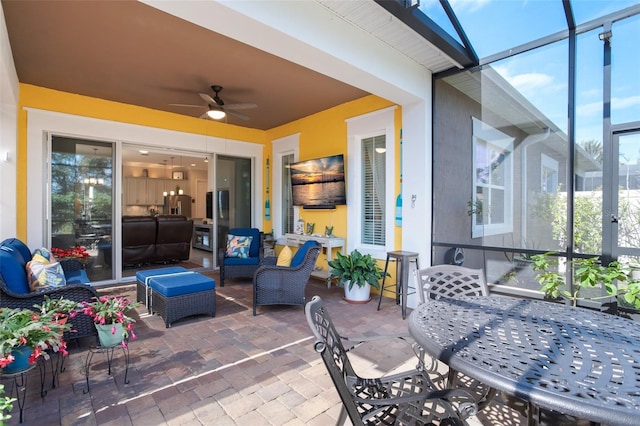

{"left": 83, "top": 342, "right": 130, "bottom": 393}
{"left": 43, "top": 349, "right": 64, "bottom": 390}
{"left": 0, "top": 362, "right": 46, "bottom": 423}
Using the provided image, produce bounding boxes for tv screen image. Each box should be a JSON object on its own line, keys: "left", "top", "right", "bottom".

{"left": 290, "top": 154, "right": 346, "bottom": 208}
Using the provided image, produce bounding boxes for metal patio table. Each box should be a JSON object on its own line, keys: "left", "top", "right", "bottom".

{"left": 408, "top": 295, "right": 640, "bottom": 425}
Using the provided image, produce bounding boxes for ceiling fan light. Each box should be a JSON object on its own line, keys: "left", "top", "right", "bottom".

{"left": 207, "top": 107, "right": 226, "bottom": 120}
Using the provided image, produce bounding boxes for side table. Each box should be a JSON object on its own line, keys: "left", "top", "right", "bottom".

{"left": 83, "top": 342, "right": 130, "bottom": 393}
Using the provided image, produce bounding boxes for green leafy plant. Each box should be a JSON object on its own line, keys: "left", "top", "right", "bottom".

{"left": 0, "top": 308, "right": 71, "bottom": 370}
{"left": 80, "top": 296, "right": 139, "bottom": 346}
{"left": 328, "top": 249, "right": 389, "bottom": 291}
{"left": 532, "top": 252, "right": 640, "bottom": 309}
{"left": 0, "top": 384, "right": 16, "bottom": 425}
{"left": 33, "top": 295, "right": 80, "bottom": 322}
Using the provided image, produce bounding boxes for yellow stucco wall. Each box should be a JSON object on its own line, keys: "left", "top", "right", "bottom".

{"left": 16, "top": 84, "right": 265, "bottom": 238}
{"left": 15, "top": 85, "right": 402, "bottom": 293}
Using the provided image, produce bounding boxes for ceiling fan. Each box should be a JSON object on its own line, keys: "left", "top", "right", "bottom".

{"left": 171, "top": 85, "right": 257, "bottom": 121}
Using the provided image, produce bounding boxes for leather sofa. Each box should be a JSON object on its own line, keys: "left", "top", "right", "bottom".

{"left": 122, "top": 215, "right": 193, "bottom": 266}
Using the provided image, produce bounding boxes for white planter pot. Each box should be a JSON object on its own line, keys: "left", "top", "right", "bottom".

{"left": 343, "top": 280, "right": 371, "bottom": 304}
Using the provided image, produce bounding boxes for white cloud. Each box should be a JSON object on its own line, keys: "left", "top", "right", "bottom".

{"left": 577, "top": 101, "right": 601, "bottom": 117}
{"left": 612, "top": 95, "right": 640, "bottom": 110}
{"left": 449, "top": 0, "right": 491, "bottom": 13}
{"left": 493, "top": 65, "right": 554, "bottom": 96}
{"left": 577, "top": 96, "right": 640, "bottom": 117}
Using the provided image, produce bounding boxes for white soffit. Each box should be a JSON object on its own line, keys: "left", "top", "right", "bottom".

{"left": 142, "top": 0, "right": 457, "bottom": 106}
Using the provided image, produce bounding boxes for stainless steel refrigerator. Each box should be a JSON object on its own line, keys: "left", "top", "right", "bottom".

{"left": 164, "top": 194, "right": 192, "bottom": 217}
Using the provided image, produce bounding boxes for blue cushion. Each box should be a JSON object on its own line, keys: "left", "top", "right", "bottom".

{"left": 223, "top": 256, "right": 261, "bottom": 266}
{"left": 0, "top": 248, "right": 30, "bottom": 294}
{"left": 65, "top": 269, "right": 90, "bottom": 284}
{"left": 0, "top": 238, "right": 32, "bottom": 265}
{"left": 291, "top": 240, "right": 319, "bottom": 267}
{"left": 148, "top": 273, "right": 215, "bottom": 297}
{"left": 227, "top": 228, "right": 261, "bottom": 258}
{"left": 136, "top": 266, "right": 190, "bottom": 285}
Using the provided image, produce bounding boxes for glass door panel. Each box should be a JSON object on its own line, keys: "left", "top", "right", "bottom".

{"left": 614, "top": 130, "right": 640, "bottom": 258}
{"left": 215, "top": 156, "right": 252, "bottom": 263}
{"left": 50, "top": 137, "right": 114, "bottom": 282}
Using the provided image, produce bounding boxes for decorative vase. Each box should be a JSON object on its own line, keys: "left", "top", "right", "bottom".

{"left": 343, "top": 280, "right": 371, "bottom": 304}
{"left": 95, "top": 323, "right": 124, "bottom": 347}
{"left": 1, "top": 346, "right": 33, "bottom": 374}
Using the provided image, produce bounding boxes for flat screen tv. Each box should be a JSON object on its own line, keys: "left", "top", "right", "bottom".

{"left": 290, "top": 154, "right": 346, "bottom": 209}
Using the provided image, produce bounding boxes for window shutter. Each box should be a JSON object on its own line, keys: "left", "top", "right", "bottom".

{"left": 361, "top": 135, "right": 386, "bottom": 245}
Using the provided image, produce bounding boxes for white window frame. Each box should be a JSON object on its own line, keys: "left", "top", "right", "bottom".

{"left": 272, "top": 134, "right": 299, "bottom": 240}
{"left": 347, "top": 107, "right": 396, "bottom": 260}
{"left": 471, "top": 117, "right": 514, "bottom": 238}
{"left": 541, "top": 153, "right": 559, "bottom": 193}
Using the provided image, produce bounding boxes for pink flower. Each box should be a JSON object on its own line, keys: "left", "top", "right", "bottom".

{"left": 0, "top": 354, "right": 15, "bottom": 368}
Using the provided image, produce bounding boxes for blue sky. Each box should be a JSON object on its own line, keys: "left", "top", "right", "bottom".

{"left": 422, "top": 0, "right": 640, "bottom": 146}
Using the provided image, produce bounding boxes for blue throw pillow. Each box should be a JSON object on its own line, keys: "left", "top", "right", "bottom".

{"left": 291, "top": 240, "right": 318, "bottom": 267}
{"left": 0, "top": 247, "right": 30, "bottom": 294}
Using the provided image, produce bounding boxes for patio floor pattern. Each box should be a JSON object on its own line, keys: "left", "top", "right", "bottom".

{"left": 2, "top": 271, "right": 536, "bottom": 426}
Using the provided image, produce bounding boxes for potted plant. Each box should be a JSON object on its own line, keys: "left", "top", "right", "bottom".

{"left": 81, "top": 296, "right": 138, "bottom": 348}
{"left": 532, "top": 252, "right": 640, "bottom": 311}
{"left": 328, "top": 249, "right": 389, "bottom": 303}
{"left": 33, "top": 295, "right": 80, "bottom": 325}
{"left": 51, "top": 246, "right": 91, "bottom": 272}
{"left": 0, "top": 307, "right": 70, "bottom": 374}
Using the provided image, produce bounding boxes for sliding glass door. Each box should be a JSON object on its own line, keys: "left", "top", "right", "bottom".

{"left": 50, "top": 136, "right": 114, "bottom": 282}
{"left": 215, "top": 155, "right": 252, "bottom": 262}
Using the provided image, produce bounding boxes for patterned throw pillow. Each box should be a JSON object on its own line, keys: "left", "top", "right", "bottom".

{"left": 225, "top": 235, "right": 253, "bottom": 259}
{"left": 26, "top": 253, "right": 67, "bottom": 292}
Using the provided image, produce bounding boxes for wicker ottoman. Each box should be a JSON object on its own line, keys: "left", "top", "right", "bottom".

{"left": 136, "top": 267, "right": 192, "bottom": 312}
{"left": 147, "top": 272, "right": 216, "bottom": 328}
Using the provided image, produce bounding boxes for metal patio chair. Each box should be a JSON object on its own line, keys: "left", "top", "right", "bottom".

{"left": 305, "top": 295, "right": 477, "bottom": 425}
{"left": 416, "top": 265, "right": 495, "bottom": 410}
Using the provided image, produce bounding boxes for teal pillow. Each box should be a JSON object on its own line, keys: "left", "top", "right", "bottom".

{"left": 33, "top": 247, "right": 53, "bottom": 261}
{"left": 225, "top": 235, "right": 253, "bottom": 258}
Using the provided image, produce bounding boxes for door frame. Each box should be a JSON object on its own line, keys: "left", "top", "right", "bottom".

{"left": 607, "top": 123, "right": 640, "bottom": 262}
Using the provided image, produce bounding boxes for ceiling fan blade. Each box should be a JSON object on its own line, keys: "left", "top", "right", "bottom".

{"left": 169, "top": 103, "right": 205, "bottom": 108}
{"left": 199, "top": 92, "right": 216, "bottom": 105}
{"left": 224, "top": 102, "right": 258, "bottom": 111}
{"left": 226, "top": 109, "right": 251, "bottom": 121}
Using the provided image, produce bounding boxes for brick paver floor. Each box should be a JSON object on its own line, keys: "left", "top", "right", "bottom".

{"left": 2, "top": 271, "right": 529, "bottom": 425}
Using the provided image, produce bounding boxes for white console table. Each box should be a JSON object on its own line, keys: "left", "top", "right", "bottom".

{"left": 285, "top": 233, "right": 344, "bottom": 288}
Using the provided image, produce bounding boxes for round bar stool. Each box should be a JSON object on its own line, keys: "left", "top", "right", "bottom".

{"left": 377, "top": 250, "right": 419, "bottom": 319}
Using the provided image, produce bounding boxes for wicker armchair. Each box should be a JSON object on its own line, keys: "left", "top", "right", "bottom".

{"left": 253, "top": 240, "right": 320, "bottom": 316}
{"left": 305, "top": 296, "right": 477, "bottom": 425}
{"left": 0, "top": 275, "right": 99, "bottom": 341}
{"left": 0, "top": 238, "right": 99, "bottom": 341}
{"left": 218, "top": 228, "right": 263, "bottom": 286}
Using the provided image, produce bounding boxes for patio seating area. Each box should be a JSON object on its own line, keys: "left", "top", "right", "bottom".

{"left": 3, "top": 274, "right": 568, "bottom": 426}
